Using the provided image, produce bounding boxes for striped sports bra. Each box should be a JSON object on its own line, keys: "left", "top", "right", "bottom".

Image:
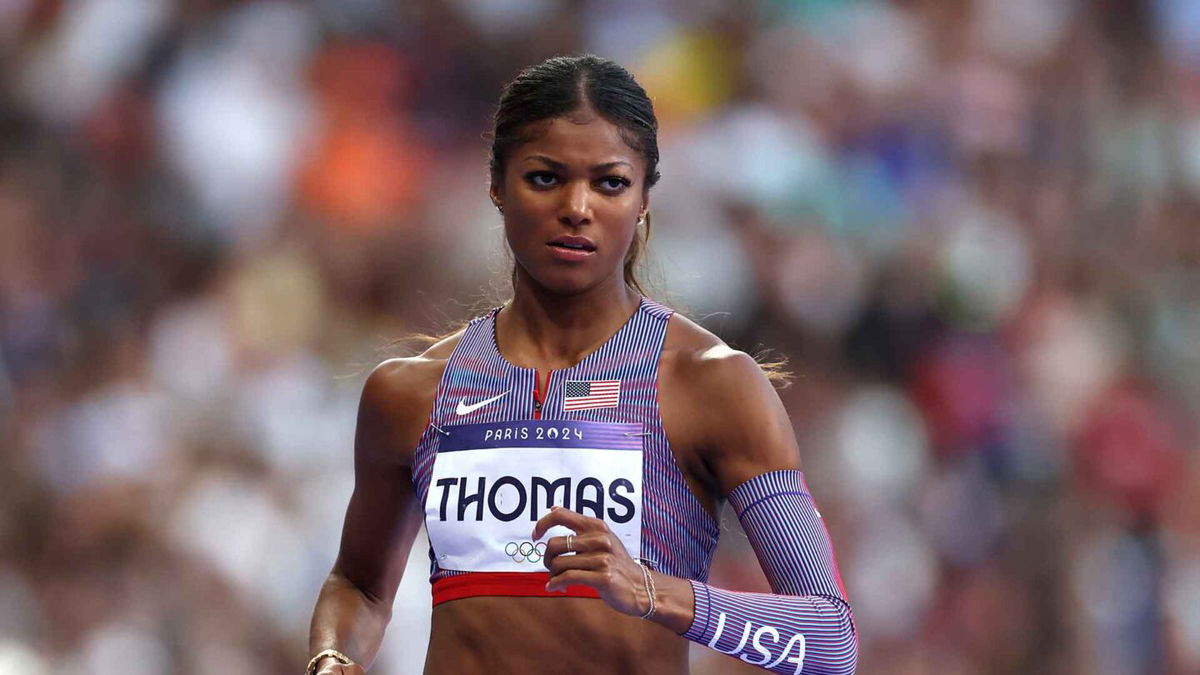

{"left": 410, "top": 297, "right": 720, "bottom": 606}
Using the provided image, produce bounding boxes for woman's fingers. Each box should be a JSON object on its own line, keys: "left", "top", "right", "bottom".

{"left": 531, "top": 505, "right": 604, "bottom": 540}
{"left": 546, "top": 550, "right": 609, "bottom": 578}
{"left": 533, "top": 507, "right": 627, "bottom": 578}
{"left": 530, "top": 506, "right": 646, "bottom": 615}
{"left": 542, "top": 531, "right": 614, "bottom": 565}
{"left": 546, "top": 568, "right": 606, "bottom": 593}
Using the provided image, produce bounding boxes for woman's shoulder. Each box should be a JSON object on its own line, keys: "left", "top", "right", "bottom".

{"left": 365, "top": 330, "right": 465, "bottom": 401}
{"left": 658, "top": 312, "right": 783, "bottom": 451}
{"left": 657, "top": 309, "right": 796, "bottom": 482}
{"left": 659, "top": 313, "right": 801, "bottom": 487}
{"left": 358, "top": 330, "right": 467, "bottom": 457}
{"left": 660, "top": 312, "right": 766, "bottom": 391}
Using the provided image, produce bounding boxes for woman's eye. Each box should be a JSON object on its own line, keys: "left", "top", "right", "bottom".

{"left": 599, "top": 176, "right": 631, "bottom": 192}
{"left": 526, "top": 172, "right": 558, "bottom": 188}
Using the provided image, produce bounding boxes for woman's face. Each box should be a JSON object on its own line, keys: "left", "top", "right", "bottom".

{"left": 492, "top": 110, "right": 648, "bottom": 297}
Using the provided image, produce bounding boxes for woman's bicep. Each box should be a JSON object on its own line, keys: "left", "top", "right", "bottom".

{"left": 334, "top": 360, "right": 432, "bottom": 605}
{"left": 335, "top": 467, "right": 422, "bottom": 605}
{"left": 694, "top": 349, "right": 802, "bottom": 497}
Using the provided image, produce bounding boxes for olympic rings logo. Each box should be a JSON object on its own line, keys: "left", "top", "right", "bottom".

{"left": 504, "top": 541, "right": 547, "bottom": 563}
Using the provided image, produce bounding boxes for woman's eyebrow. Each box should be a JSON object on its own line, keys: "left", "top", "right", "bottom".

{"left": 523, "top": 155, "right": 633, "bottom": 172}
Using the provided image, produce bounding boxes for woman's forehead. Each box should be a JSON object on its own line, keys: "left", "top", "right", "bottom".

{"left": 513, "top": 115, "right": 643, "bottom": 169}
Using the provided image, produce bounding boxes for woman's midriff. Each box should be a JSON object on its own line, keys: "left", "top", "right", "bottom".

{"left": 423, "top": 595, "right": 690, "bottom": 674}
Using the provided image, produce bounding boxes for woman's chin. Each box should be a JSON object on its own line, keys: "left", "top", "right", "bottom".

{"left": 523, "top": 269, "right": 614, "bottom": 298}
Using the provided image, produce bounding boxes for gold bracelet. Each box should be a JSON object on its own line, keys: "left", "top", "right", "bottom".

{"left": 636, "top": 560, "right": 656, "bottom": 620}
{"left": 306, "top": 648, "right": 354, "bottom": 675}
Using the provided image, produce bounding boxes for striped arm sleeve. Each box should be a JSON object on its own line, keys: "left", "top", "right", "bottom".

{"left": 682, "top": 470, "right": 857, "bottom": 674}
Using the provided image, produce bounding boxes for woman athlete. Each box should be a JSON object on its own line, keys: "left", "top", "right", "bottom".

{"left": 307, "top": 55, "right": 857, "bottom": 675}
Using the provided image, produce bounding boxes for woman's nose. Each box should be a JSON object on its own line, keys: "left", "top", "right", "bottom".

{"left": 558, "top": 181, "right": 592, "bottom": 227}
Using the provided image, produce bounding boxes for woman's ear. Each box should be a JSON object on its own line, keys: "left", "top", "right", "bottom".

{"left": 490, "top": 181, "right": 504, "bottom": 213}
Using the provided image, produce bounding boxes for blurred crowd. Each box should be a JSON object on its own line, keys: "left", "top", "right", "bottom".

{"left": 2, "top": 0, "right": 1199, "bottom": 673}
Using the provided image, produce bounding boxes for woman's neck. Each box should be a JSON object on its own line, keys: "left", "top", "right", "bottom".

{"left": 499, "top": 273, "right": 642, "bottom": 370}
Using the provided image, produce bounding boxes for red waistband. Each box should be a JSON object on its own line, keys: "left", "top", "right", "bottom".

{"left": 431, "top": 572, "right": 601, "bottom": 607}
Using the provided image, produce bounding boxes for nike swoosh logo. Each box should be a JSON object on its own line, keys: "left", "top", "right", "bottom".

{"left": 455, "top": 391, "right": 510, "bottom": 416}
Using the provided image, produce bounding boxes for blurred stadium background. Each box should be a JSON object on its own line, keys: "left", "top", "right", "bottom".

{"left": 2, "top": 0, "right": 1200, "bottom": 673}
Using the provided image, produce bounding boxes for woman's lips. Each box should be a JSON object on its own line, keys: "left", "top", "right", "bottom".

{"left": 547, "top": 235, "right": 596, "bottom": 250}
{"left": 547, "top": 242, "right": 595, "bottom": 262}
{"left": 546, "top": 235, "right": 596, "bottom": 262}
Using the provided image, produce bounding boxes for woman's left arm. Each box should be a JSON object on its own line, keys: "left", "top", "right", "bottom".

{"left": 534, "top": 349, "right": 857, "bottom": 674}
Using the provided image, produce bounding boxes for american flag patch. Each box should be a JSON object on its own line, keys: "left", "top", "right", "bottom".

{"left": 563, "top": 380, "right": 620, "bottom": 411}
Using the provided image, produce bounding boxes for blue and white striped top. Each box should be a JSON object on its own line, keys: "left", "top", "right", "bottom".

{"left": 410, "top": 297, "right": 720, "bottom": 605}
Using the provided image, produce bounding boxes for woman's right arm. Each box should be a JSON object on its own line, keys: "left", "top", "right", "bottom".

{"left": 308, "top": 358, "right": 439, "bottom": 674}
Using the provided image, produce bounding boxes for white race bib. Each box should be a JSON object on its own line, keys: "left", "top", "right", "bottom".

{"left": 424, "top": 420, "right": 643, "bottom": 572}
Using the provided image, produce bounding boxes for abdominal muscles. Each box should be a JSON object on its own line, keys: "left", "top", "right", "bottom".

{"left": 424, "top": 595, "right": 689, "bottom": 675}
